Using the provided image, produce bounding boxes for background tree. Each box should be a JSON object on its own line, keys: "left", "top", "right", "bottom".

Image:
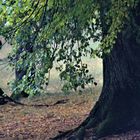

{"left": 0, "top": 0, "right": 140, "bottom": 139}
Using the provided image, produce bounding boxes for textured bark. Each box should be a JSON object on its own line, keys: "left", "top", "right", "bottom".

{"left": 94, "top": 32, "right": 140, "bottom": 138}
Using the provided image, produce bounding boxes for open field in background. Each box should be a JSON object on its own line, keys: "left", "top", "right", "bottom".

{"left": 47, "top": 57, "right": 102, "bottom": 94}
{"left": 0, "top": 37, "right": 103, "bottom": 96}
{"left": 0, "top": 37, "right": 14, "bottom": 94}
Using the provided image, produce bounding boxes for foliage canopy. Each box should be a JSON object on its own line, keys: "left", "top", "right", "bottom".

{"left": 0, "top": 0, "right": 139, "bottom": 96}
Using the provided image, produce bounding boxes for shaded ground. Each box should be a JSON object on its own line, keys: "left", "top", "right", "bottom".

{"left": 1, "top": 93, "right": 140, "bottom": 140}
{"left": 0, "top": 93, "right": 98, "bottom": 140}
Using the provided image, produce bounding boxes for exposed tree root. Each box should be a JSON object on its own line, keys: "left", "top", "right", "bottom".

{"left": 51, "top": 95, "right": 140, "bottom": 140}
{"left": 0, "top": 88, "right": 69, "bottom": 107}
{"left": 51, "top": 101, "right": 100, "bottom": 140}
{"left": 51, "top": 116, "right": 140, "bottom": 140}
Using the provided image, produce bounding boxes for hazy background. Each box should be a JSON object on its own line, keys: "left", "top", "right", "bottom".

{"left": 0, "top": 36, "right": 103, "bottom": 95}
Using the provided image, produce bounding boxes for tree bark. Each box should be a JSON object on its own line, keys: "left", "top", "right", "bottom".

{"left": 93, "top": 31, "right": 140, "bottom": 138}
{"left": 52, "top": 2, "right": 140, "bottom": 140}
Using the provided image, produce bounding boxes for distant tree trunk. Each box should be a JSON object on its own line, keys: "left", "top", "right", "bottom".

{"left": 11, "top": 45, "right": 34, "bottom": 99}
{"left": 15, "top": 47, "right": 27, "bottom": 81}
{"left": 53, "top": 2, "right": 140, "bottom": 140}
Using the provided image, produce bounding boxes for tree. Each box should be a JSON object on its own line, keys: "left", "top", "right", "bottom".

{"left": 0, "top": 0, "right": 140, "bottom": 139}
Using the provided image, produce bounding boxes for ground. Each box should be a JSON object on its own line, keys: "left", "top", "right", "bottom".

{"left": 0, "top": 93, "right": 98, "bottom": 140}
{"left": 1, "top": 93, "right": 140, "bottom": 140}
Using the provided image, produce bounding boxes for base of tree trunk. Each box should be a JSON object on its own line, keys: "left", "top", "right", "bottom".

{"left": 52, "top": 96, "right": 140, "bottom": 140}
{"left": 52, "top": 86, "right": 140, "bottom": 139}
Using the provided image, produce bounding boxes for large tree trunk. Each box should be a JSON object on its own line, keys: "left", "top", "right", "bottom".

{"left": 92, "top": 33, "right": 140, "bottom": 138}
{"left": 53, "top": 3, "right": 140, "bottom": 140}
